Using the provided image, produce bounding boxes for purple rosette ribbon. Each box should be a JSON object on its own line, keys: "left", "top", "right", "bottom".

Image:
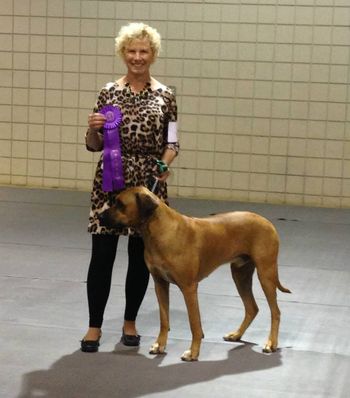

{"left": 100, "top": 105, "right": 124, "bottom": 192}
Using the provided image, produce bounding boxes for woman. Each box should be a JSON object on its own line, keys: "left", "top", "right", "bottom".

{"left": 81, "top": 23, "right": 179, "bottom": 352}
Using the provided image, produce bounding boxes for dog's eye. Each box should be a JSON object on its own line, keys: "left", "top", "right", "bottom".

{"left": 116, "top": 199, "right": 126, "bottom": 211}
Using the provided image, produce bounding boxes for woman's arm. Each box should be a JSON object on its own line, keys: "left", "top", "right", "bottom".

{"left": 85, "top": 86, "right": 108, "bottom": 152}
{"left": 162, "top": 147, "right": 177, "bottom": 167}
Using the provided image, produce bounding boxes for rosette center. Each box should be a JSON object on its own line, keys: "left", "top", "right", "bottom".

{"left": 100, "top": 105, "right": 123, "bottom": 129}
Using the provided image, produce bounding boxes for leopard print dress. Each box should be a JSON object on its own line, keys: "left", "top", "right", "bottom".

{"left": 86, "top": 80, "right": 179, "bottom": 235}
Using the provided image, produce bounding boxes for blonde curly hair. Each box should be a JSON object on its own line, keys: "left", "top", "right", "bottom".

{"left": 115, "top": 23, "right": 161, "bottom": 59}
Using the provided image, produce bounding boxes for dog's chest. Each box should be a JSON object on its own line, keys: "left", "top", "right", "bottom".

{"left": 146, "top": 259, "right": 177, "bottom": 284}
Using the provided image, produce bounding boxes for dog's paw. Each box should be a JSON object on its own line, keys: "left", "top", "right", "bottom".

{"left": 149, "top": 342, "right": 166, "bottom": 355}
{"left": 262, "top": 343, "right": 277, "bottom": 353}
{"left": 223, "top": 332, "right": 242, "bottom": 342}
{"left": 181, "top": 350, "right": 198, "bottom": 362}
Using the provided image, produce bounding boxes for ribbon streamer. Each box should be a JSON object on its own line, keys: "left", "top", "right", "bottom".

{"left": 100, "top": 105, "right": 124, "bottom": 192}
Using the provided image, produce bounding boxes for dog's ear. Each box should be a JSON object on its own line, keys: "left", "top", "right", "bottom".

{"left": 135, "top": 192, "right": 159, "bottom": 221}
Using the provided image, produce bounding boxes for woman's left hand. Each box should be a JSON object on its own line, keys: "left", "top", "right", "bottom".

{"left": 152, "top": 159, "right": 170, "bottom": 182}
{"left": 156, "top": 170, "right": 170, "bottom": 182}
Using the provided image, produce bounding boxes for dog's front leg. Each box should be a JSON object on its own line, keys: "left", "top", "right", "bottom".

{"left": 149, "top": 278, "right": 170, "bottom": 356}
{"left": 180, "top": 283, "right": 204, "bottom": 361}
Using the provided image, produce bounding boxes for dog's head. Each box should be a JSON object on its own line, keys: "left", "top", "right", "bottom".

{"left": 99, "top": 186, "right": 160, "bottom": 229}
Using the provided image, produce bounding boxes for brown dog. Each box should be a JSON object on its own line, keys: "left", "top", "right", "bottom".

{"left": 102, "top": 186, "right": 291, "bottom": 361}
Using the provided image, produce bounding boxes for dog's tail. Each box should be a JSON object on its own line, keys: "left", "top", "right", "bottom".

{"left": 277, "top": 279, "right": 291, "bottom": 294}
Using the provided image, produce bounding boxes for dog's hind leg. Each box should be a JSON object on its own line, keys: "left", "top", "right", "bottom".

{"left": 224, "top": 260, "right": 259, "bottom": 342}
{"left": 149, "top": 278, "right": 170, "bottom": 355}
{"left": 256, "top": 262, "right": 281, "bottom": 353}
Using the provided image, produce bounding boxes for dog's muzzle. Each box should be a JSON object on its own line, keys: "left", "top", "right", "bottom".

{"left": 98, "top": 209, "right": 125, "bottom": 229}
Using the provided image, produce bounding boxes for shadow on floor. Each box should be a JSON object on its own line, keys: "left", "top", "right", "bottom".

{"left": 17, "top": 343, "right": 281, "bottom": 398}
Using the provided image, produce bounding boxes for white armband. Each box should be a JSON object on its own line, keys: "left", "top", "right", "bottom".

{"left": 167, "top": 121, "right": 178, "bottom": 143}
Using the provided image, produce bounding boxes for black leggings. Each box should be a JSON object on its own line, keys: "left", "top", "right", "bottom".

{"left": 87, "top": 234, "right": 150, "bottom": 328}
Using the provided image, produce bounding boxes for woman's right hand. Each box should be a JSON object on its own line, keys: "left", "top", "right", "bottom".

{"left": 88, "top": 113, "right": 106, "bottom": 131}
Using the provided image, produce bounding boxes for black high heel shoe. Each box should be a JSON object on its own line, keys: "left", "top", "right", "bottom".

{"left": 80, "top": 335, "right": 101, "bottom": 353}
{"left": 121, "top": 329, "right": 140, "bottom": 346}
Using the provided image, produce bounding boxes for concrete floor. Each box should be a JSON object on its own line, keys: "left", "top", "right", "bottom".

{"left": 0, "top": 186, "right": 349, "bottom": 398}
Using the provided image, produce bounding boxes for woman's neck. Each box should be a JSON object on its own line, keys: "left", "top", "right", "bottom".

{"left": 125, "top": 73, "right": 151, "bottom": 93}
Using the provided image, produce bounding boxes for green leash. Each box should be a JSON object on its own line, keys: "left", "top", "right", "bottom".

{"left": 151, "top": 160, "right": 169, "bottom": 192}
